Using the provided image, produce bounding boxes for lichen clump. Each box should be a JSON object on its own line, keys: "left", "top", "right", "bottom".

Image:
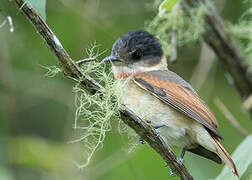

{"left": 145, "top": 4, "right": 206, "bottom": 58}
{"left": 228, "top": 7, "right": 252, "bottom": 71}
{"left": 70, "top": 44, "right": 124, "bottom": 168}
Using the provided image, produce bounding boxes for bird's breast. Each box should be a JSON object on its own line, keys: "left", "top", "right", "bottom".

{"left": 119, "top": 80, "right": 195, "bottom": 148}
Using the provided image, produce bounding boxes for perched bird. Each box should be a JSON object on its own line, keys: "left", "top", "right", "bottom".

{"left": 103, "top": 30, "right": 239, "bottom": 177}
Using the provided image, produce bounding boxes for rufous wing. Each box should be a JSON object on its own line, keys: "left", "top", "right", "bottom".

{"left": 133, "top": 70, "right": 222, "bottom": 139}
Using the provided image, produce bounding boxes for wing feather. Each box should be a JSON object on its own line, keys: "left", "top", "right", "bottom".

{"left": 133, "top": 71, "right": 222, "bottom": 139}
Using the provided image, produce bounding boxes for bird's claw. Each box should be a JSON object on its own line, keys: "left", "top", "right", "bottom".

{"left": 164, "top": 147, "right": 186, "bottom": 176}
{"left": 170, "top": 168, "right": 175, "bottom": 176}
{"left": 138, "top": 138, "right": 145, "bottom": 144}
{"left": 164, "top": 163, "right": 175, "bottom": 176}
{"left": 153, "top": 124, "right": 165, "bottom": 134}
{"left": 138, "top": 124, "right": 165, "bottom": 144}
{"left": 155, "top": 129, "right": 161, "bottom": 134}
{"left": 178, "top": 156, "right": 184, "bottom": 164}
{"left": 178, "top": 147, "right": 186, "bottom": 164}
{"left": 153, "top": 124, "right": 166, "bottom": 129}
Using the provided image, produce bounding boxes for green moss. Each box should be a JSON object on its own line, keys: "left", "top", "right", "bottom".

{"left": 40, "top": 43, "right": 137, "bottom": 168}
{"left": 146, "top": 0, "right": 252, "bottom": 70}
{"left": 228, "top": 8, "right": 252, "bottom": 71}
{"left": 70, "top": 44, "right": 124, "bottom": 168}
{"left": 40, "top": 65, "right": 61, "bottom": 77}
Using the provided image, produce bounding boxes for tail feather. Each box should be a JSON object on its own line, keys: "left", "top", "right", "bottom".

{"left": 212, "top": 138, "right": 239, "bottom": 178}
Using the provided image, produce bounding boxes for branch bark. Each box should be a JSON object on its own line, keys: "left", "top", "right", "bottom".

{"left": 182, "top": 0, "right": 252, "bottom": 115}
{"left": 14, "top": 0, "right": 193, "bottom": 179}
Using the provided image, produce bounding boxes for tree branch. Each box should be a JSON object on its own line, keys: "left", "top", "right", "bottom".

{"left": 182, "top": 0, "right": 252, "bottom": 115}
{"left": 14, "top": 0, "right": 193, "bottom": 179}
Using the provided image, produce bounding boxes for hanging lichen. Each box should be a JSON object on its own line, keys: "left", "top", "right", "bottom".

{"left": 228, "top": 7, "right": 252, "bottom": 71}
{"left": 69, "top": 43, "right": 126, "bottom": 168}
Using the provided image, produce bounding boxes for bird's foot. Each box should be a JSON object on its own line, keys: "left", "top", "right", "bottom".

{"left": 164, "top": 163, "right": 175, "bottom": 176}
{"left": 164, "top": 148, "right": 186, "bottom": 176}
{"left": 178, "top": 156, "right": 184, "bottom": 164}
{"left": 153, "top": 124, "right": 166, "bottom": 134}
{"left": 138, "top": 138, "right": 145, "bottom": 144}
{"left": 170, "top": 168, "right": 175, "bottom": 176}
{"left": 178, "top": 147, "right": 186, "bottom": 164}
{"left": 138, "top": 124, "right": 165, "bottom": 144}
{"left": 153, "top": 124, "right": 166, "bottom": 129}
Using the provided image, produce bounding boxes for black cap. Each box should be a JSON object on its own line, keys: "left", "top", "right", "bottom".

{"left": 103, "top": 30, "right": 163, "bottom": 65}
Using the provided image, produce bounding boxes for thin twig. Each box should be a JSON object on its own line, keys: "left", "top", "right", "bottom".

{"left": 169, "top": 30, "right": 178, "bottom": 63}
{"left": 190, "top": 42, "right": 215, "bottom": 91}
{"left": 214, "top": 97, "right": 249, "bottom": 137}
{"left": 13, "top": 0, "right": 193, "bottom": 179}
{"left": 243, "top": 95, "right": 252, "bottom": 113}
{"left": 76, "top": 58, "right": 96, "bottom": 65}
{"left": 0, "top": 16, "right": 14, "bottom": 32}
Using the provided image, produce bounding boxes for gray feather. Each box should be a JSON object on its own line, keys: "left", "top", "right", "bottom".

{"left": 148, "top": 70, "right": 198, "bottom": 95}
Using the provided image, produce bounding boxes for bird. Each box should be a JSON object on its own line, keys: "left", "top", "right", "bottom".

{"left": 103, "top": 29, "right": 239, "bottom": 177}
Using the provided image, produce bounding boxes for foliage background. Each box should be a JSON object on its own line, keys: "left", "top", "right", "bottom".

{"left": 0, "top": 0, "right": 251, "bottom": 179}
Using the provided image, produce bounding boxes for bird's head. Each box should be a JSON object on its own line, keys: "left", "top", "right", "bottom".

{"left": 103, "top": 30, "right": 167, "bottom": 79}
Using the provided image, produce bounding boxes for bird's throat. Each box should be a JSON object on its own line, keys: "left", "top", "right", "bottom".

{"left": 112, "top": 65, "right": 142, "bottom": 79}
{"left": 115, "top": 72, "right": 134, "bottom": 79}
{"left": 115, "top": 70, "right": 143, "bottom": 79}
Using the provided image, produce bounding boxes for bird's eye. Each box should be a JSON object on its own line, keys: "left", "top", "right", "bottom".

{"left": 131, "top": 50, "right": 142, "bottom": 60}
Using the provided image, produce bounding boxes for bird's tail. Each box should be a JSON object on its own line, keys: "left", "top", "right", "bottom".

{"left": 212, "top": 137, "right": 239, "bottom": 178}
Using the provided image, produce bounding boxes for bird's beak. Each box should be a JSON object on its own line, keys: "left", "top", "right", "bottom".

{"left": 102, "top": 55, "right": 120, "bottom": 64}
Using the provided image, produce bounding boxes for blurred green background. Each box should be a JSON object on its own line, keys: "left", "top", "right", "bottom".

{"left": 0, "top": 0, "right": 251, "bottom": 180}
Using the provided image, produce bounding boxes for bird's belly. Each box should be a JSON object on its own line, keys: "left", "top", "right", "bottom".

{"left": 121, "top": 82, "right": 195, "bottom": 148}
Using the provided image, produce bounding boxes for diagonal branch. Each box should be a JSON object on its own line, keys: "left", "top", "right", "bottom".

{"left": 182, "top": 0, "right": 252, "bottom": 116}
{"left": 14, "top": 0, "right": 193, "bottom": 179}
